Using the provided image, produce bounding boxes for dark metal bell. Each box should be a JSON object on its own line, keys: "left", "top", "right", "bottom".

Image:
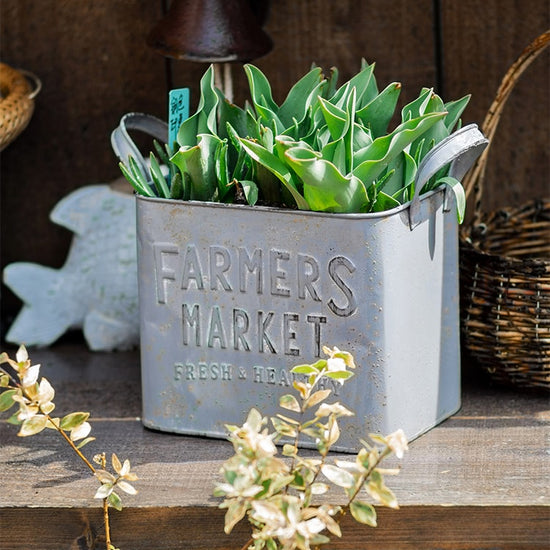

{"left": 147, "top": 0, "right": 273, "bottom": 62}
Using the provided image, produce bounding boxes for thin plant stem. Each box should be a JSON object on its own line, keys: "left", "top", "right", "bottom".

{"left": 239, "top": 537, "right": 253, "bottom": 550}
{"left": 104, "top": 498, "right": 112, "bottom": 550}
{"left": 344, "top": 446, "right": 391, "bottom": 508}
{"left": 100, "top": 453, "right": 113, "bottom": 550}
{"left": 48, "top": 416, "right": 96, "bottom": 473}
{"left": 1, "top": 351, "right": 123, "bottom": 550}
{"left": 284, "top": 370, "right": 325, "bottom": 490}
{"left": 48, "top": 416, "right": 114, "bottom": 550}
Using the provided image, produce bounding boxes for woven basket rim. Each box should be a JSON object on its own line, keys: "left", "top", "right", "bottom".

{"left": 460, "top": 197, "right": 550, "bottom": 266}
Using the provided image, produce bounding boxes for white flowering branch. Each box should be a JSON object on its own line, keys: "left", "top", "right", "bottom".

{"left": 0, "top": 346, "right": 137, "bottom": 550}
{"left": 214, "top": 346, "right": 408, "bottom": 550}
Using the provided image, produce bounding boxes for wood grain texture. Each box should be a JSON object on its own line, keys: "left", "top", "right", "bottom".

{"left": 2, "top": 416, "right": 548, "bottom": 508}
{"left": 0, "top": 506, "right": 548, "bottom": 549}
{"left": 0, "top": 0, "right": 167, "bottom": 326}
{"left": 1, "top": 343, "right": 549, "bottom": 548}
{"left": 173, "top": 0, "right": 438, "bottom": 111}
{"left": 3, "top": 0, "right": 548, "bottom": 329}
{"left": 439, "top": 0, "right": 550, "bottom": 214}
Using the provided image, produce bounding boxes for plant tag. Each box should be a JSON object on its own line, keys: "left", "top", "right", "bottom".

{"left": 168, "top": 88, "right": 190, "bottom": 148}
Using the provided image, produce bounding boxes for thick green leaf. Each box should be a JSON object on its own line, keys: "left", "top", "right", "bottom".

{"left": 244, "top": 64, "right": 278, "bottom": 112}
{"left": 321, "top": 139, "right": 346, "bottom": 174}
{"left": 325, "top": 66, "right": 339, "bottom": 98}
{"left": 410, "top": 92, "right": 449, "bottom": 159}
{"left": 344, "top": 88, "right": 357, "bottom": 172}
{"left": 149, "top": 153, "right": 170, "bottom": 198}
{"left": 176, "top": 65, "right": 217, "bottom": 146}
{"left": 259, "top": 123, "right": 275, "bottom": 152}
{"left": 331, "top": 81, "right": 350, "bottom": 110}
{"left": 240, "top": 179, "right": 258, "bottom": 206}
{"left": 401, "top": 87, "right": 432, "bottom": 121}
{"left": 239, "top": 138, "right": 309, "bottom": 209}
{"left": 350, "top": 500, "right": 377, "bottom": 526}
{"left": 169, "top": 173, "right": 184, "bottom": 199}
{"left": 318, "top": 97, "right": 346, "bottom": 141}
{"left": 215, "top": 140, "right": 230, "bottom": 192}
{"left": 226, "top": 122, "right": 252, "bottom": 181}
{"left": 244, "top": 64, "right": 283, "bottom": 132}
{"left": 285, "top": 146, "right": 368, "bottom": 212}
{"left": 197, "top": 65, "right": 219, "bottom": 135}
{"left": 436, "top": 176, "right": 466, "bottom": 223}
{"left": 381, "top": 151, "right": 417, "bottom": 198}
{"left": 353, "top": 112, "right": 446, "bottom": 185}
{"left": 176, "top": 110, "right": 200, "bottom": 148}
{"left": 331, "top": 62, "right": 375, "bottom": 108}
{"left": 358, "top": 59, "right": 379, "bottom": 105}
{"left": 356, "top": 82, "right": 401, "bottom": 138}
{"left": 444, "top": 95, "right": 471, "bottom": 133}
{"left": 370, "top": 191, "right": 401, "bottom": 212}
{"left": 171, "top": 134, "right": 222, "bottom": 201}
{"left": 352, "top": 121, "right": 373, "bottom": 151}
{"left": 216, "top": 94, "right": 249, "bottom": 141}
{"left": 294, "top": 81, "right": 329, "bottom": 138}
{"left": 278, "top": 67, "right": 324, "bottom": 126}
{"left": 118, "top": 159, "right": 155, "bottom": 197}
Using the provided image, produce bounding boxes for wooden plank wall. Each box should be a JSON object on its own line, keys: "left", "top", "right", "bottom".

{"left": 1, "top": 0, "right": 548, "bottom": 329}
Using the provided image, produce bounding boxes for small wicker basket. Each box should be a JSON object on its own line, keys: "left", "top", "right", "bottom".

{"left": 0, "top": 62, "right": 41, "bottom": 151}
{"left": 460, "top": 31, "right": 550, "bottom": 391}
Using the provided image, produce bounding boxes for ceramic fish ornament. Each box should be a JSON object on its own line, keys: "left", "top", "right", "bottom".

{"left": 3, "top": 184, "right": 139, "bottom": 351}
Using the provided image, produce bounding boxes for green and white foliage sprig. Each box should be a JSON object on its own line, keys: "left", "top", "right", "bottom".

{"left": 214, "top": 346, "right": 408, "bottom": 550}
{"left": 0, "top": 346, "right": 138, "bottom": 550}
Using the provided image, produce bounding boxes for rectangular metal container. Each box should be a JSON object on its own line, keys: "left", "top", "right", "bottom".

{"left": 136, "top": 188, "right": 461, "bottom": 451}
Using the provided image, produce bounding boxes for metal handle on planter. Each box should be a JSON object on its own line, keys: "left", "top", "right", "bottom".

{"left": 111, "top": 112, "right": 168, "bottom": 179}
{"left": 409, "top": 124, "right": 488, "bottom": 229}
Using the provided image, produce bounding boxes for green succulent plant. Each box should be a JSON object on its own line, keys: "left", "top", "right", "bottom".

{"left": 118, "top": 61, "right": 471, "bottom": 220}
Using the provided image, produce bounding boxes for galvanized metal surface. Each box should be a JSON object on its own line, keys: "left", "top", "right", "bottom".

{"left": 135, "top": 125, "right": 487, "bottom": 452}
{"left": 137, "top": 194, "right": 458, "bottom": 451}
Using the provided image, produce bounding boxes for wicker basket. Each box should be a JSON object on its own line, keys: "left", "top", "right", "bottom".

{"left": 0, "top": 62, "right": 41, "bottom": 151}
{"left": 460, "top": 31, "right": 550, "bottom": 391}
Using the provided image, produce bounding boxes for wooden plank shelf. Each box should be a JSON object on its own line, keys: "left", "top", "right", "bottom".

{"left": 1, "top": 340, "right": 548, "bottom": 549}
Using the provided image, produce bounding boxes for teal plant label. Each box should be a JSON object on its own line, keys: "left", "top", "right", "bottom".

{"left": 168, "top": 88, "right": 190, "bottom": 148}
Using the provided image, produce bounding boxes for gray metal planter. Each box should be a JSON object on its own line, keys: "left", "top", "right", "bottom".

{"left": 136, "top": 125, "right": 487, "bottom": 451}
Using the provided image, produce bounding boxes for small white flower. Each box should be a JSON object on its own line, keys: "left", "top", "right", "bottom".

{"left": 386, "top": 429, "right": 408, "bottom": 459}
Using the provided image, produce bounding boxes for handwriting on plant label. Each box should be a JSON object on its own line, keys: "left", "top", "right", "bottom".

{"left": 153, "top": 242, "right": 357, "bottom": 360}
